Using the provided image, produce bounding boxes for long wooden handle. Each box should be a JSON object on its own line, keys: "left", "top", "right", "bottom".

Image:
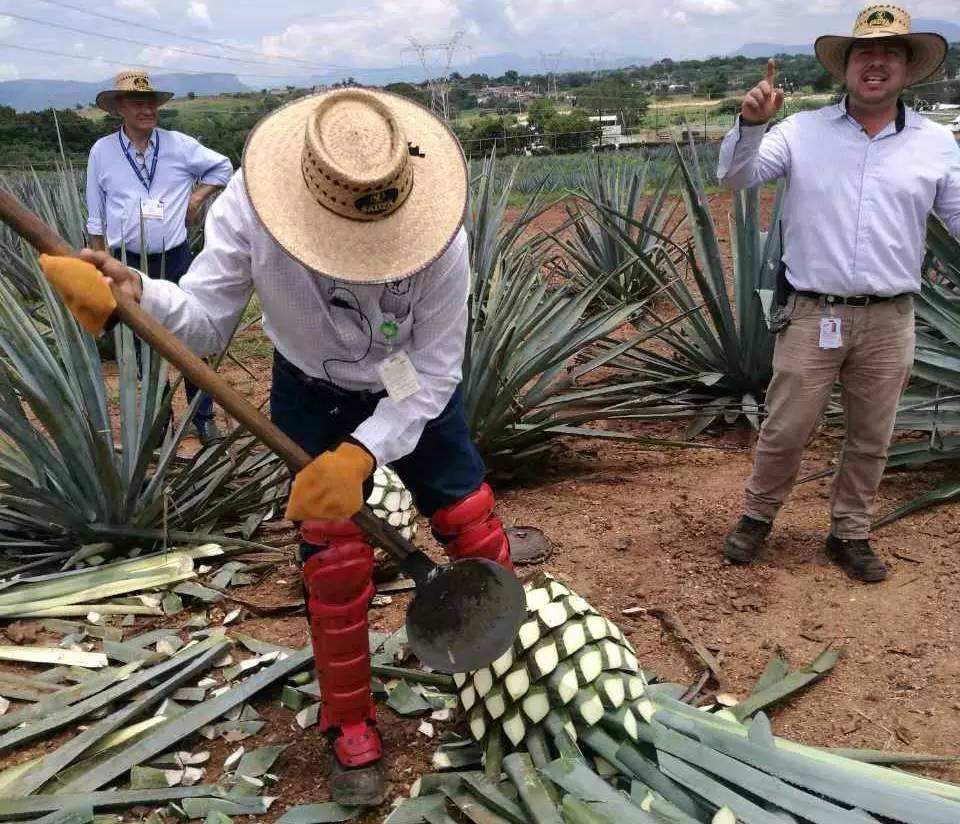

{"left": 0, "top": 187, "right": 418, "bottom": 564}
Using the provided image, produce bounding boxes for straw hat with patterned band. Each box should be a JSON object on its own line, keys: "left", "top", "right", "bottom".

{"left": 242, "top": 87, "right": 468, "bottom": 285}
{"left": 96, "top": 70, "right": 174, "bottom": 115}
{"left": 815, "top": 5, "right": 948, "bottom": 87}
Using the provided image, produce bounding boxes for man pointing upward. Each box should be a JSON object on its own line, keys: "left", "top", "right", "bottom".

{"left": 719, "top": 5, "right": 960, "bottom": 581}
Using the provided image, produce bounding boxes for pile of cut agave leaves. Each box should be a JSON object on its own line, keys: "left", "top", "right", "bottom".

{"left": 387, "top": 573, "right": 960, "bottom": 824}
{"left": 0, "top": 542, "right": 958, "bottom": 824}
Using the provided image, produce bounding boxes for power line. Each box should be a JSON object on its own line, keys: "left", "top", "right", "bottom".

{"left": 1, "top": 11, "right": 317, "bottom": 74}
{"left": 0, "top": 41, "right": 351, "bottom": 80}
{"left": 30, "top": 0, "right": 402, "bottom": 74}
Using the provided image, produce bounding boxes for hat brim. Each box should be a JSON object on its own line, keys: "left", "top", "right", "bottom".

{"left": 96, "top": 89, "right": 174, "bottom": 115}
{"left": 814, "top": 32, "right": 948, "bottom": 86}
{"left": 242, "top": 88, "right": 468, "bottom": 285}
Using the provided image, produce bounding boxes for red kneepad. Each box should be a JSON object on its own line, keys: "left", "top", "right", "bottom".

{"left": 299, "top": 520, "right": 381, "bottom": 767}
{"left": 431, "top": 483, "right": 513, "bottom": 571}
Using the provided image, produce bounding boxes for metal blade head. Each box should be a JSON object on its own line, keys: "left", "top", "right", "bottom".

{"left": 405, "top": 558, "right": 526, "bottom": 673}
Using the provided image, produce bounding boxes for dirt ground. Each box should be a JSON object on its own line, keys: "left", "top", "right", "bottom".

{"left": 7, "top": 190, "right": 960, "bottom": 822}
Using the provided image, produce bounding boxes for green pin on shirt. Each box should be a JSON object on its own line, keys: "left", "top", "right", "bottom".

{"left": 380, "top": 319, "right": 399, "bottom": 340}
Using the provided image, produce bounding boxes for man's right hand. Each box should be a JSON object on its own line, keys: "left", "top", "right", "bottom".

{"left": 78, "top": 249, "right": 143, "bottom": 303}
{"left": 741, "top": 58, "right": 785, "bottom": 125}
{"left": 38, "top": 254, "right": 121, "bottom": 337}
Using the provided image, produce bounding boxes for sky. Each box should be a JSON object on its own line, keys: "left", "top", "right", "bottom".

{"left": 0, "top": 0, "right": 957, "bottom": 84}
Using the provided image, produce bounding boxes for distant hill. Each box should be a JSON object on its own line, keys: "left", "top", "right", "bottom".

{"left": 298, "top": 52, "right": 655, "bottom": 88}
{"left": 0, "top": 73, "right": 250, "bottom": 113}
{"left": 734, "top": 18, "right": 960, "bottom": 58}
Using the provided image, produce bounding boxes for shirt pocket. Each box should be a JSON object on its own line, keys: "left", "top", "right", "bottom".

{"left": 372, "top": 285, "right": 414, "bottom": 356}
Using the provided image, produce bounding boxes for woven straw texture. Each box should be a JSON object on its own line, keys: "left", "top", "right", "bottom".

{"left": 815, "top": 4, "right": 947, "bottom": 85}
{"left": 96, "top": 70, "right": 173, "bottom": 114}
{"left": 243, "top": 87, "right": 468, "bottom": 284}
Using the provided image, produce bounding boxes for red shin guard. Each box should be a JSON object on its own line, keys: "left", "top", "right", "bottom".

{"left": 299, "top": 519, "right": 382, "bottom": 768}
{"left": 431, "top": 483, "right": 514, "bottom": 572}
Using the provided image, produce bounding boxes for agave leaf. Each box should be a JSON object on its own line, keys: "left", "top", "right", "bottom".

{"left": 732, "top": 646, "right": 841, "bottom": 721}
{"left": 503, "top": 753, "right": 563, "bottom": 824}
{"left": 651, "top": 719, "right": 869, "bottom": 824}
{"left": 60, "top": 647, "right": 312, "bottom": 792}
{"left": 12, "top": 640, "right": 228, "bottom": 797}
{"left": 656, "top": 750, "right": 784, "bottom": 824}
{"left": 0, "top": 646, "right": 106, "bottom": 668}
{"left": 275, "top": 803, "right": 358, "bottom": 824}
{"left": 655, "top": 708, "right": 960, "bottom": 821}
{"left": 0, "top": 637, "right": 228, "bottom": 760}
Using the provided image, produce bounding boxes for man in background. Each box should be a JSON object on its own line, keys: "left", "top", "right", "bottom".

{"left": 719, "top": 5, "right": 960, "bottom": 581}
{"left": 86, "top": 69, "right": 232, "bottom": 443}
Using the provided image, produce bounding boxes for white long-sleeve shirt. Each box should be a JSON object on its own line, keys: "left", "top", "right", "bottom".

{"left": 86, "top": 127, "right": 233, "bottom": 254}
{"left": 718, "top": 99, "right": 960, "bottom": 297}
{"left": 139, "top": 172, "right": 470, "bottom": 467}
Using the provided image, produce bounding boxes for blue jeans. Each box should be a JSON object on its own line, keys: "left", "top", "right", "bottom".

{"left": 270, "top": 350, "right": 486, "bottom": 516}
{"left": 113, "top": 243, "right": 213, "bottom": 426}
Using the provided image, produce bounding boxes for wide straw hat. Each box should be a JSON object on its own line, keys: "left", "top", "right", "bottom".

{"left": 242, "top": 87, "right": 468, "bottom": 284}
{"left": 96, "top": 70, "right": 173, "bottom": 114}
{"left": 814, "top": 5, "right": 948, "bottom": 87}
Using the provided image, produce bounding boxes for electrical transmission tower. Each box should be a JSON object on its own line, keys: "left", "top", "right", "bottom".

{"left": 405, "top": 32, "right": 467, "bottom": 121}
{"left": 588, "top": 50, "right": 607, "bottom": 84}
{"left": 539, "top": 50, "right": 564, "bottom": 99}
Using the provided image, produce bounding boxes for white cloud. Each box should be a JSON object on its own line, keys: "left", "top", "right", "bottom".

{"left": 187, "top": 1, "right": 213, "bottom": 27}
{"left": 665, "top": 9, "right": 689, "bottom": 25}
{"left": 0, "top": 63, "right": 20, "bottom": 82}
{"left": 0, "top": 17, "right": 14, "bottom": 35}
{"left": 677, "top": 0, "right": 740, "bottom": 15}
{"left": 259, "top": 0, "right": 463, "bottom": 68}
{"left": 114, "top": 0, "right": 160, "bottom": 16}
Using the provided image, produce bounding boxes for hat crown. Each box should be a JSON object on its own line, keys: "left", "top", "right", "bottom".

{"left": 853, "top": 5, "right": 911, "bottom": 37}
{"left": 114, "top": 70, "right": 155, "bottom": 93}
{"left": 301, "top": 88, "right": 414, "bottom": 222}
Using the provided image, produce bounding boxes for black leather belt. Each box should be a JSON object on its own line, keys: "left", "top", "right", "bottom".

{"left": 792, "top": 290, "right": 901, "bottom": 307}
{"left": 274, "top": 350, "right": 386, "bottom": 403}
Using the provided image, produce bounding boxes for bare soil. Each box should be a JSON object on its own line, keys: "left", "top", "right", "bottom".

{"left": 5, "top": 190, "right": 960, "bottom": 822}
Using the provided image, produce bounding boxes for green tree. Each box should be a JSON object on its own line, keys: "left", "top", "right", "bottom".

{"left": 526, "top": 97, "right": 557, "bottom": 132}
{"left": 812, "top": 71, "right": 835, "bottom": 93}
{"left": 574, "top": 77, "right": 648, "bottom": 128}
{"left": 385, "top": 82, "right": 430, "bottom": 108}
{"left": 701, "top": 76, "right": 729, "bottom": 99}
{"left": 543, "top": 108, "right": 594, "bottom": 151}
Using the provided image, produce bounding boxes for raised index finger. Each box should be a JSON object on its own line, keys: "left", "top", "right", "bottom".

{"left": 765, "top": 58, "right": 776, "bottom": 86}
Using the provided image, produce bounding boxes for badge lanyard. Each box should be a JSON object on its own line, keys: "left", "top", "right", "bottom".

{"left": 376, "top": 314, "right": 421, "bottom": 403}
{"left": 118, "top": 128, "right": 160, "bottom": 193}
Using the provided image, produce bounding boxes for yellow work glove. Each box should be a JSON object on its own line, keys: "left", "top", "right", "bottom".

{"left": 39, "top": 254, "right": 117, "bottom": 336}
{"left": 285, "top": 441, "right": 375, "bottom": 522}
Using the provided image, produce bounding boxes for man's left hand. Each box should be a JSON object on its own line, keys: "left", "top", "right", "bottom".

{"left": 286, "top": 441, "right": 375, "bottom": 522}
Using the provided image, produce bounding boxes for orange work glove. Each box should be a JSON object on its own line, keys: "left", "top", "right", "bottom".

{"left": 285, "top": 441, "right": 375, "bottom": 522}
{"left": 39, "top": 254, "right": 117, "bottom": 336}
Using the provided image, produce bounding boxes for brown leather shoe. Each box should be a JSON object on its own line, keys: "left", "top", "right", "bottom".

{"left": 723, "top": 515, "right": 772, "bottom": 564}
{"left": 825, "top": 535, "right": 888, "bottom": 583}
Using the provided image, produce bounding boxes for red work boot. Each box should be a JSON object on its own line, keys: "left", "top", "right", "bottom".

{"left": 431, "top": 483, "right": 514, "bottom": 572}
{"left": 299, "top": 520, "right": 385, "bottom": 806}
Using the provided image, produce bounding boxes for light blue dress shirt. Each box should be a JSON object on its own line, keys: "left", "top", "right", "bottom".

{"left": 718, "top": 99, "right": 960, "bottom": 296}
{"left": 85, "top": 127, "right": 233, "bottom": 254}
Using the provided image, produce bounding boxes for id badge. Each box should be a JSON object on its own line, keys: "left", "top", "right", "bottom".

{"left": 140, "top": 198, "right": 164, "bottom": 220}
{"left": 376, "top": 351, "right": 421, "bottom": 403}
{"left": 819, "top": 317, "right": 842, "bottom": 349}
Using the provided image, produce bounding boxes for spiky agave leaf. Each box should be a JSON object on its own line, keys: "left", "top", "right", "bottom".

{"left": 0, "top": 267, "right": 285, "bottom": 566}
{"left": 461, "top": 152, "right": 704, "bottom": 463}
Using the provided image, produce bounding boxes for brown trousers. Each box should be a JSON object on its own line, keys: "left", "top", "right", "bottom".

{"left": 745, "top": 293, "right": 915, "bottom": 538}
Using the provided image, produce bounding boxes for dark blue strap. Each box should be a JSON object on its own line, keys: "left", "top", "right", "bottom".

{"left": 118, "top": 127, "right": 160, "bottom": 193}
